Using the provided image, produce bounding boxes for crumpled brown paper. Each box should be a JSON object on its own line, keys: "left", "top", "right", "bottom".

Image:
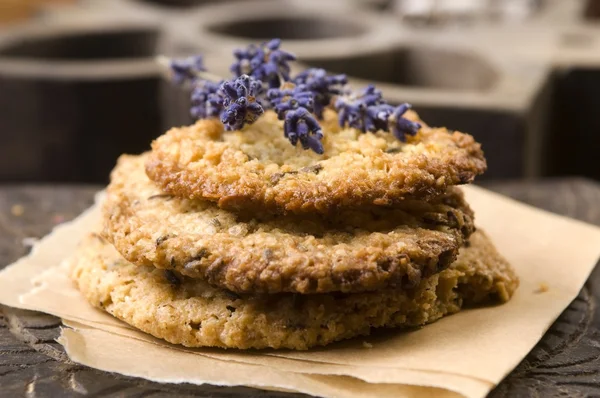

{"left": 1, "top": 185, "right": 599, "bottom": 398}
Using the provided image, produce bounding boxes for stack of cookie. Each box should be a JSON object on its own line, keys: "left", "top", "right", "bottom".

{"left": 69, "top": 109, "right": 519, "bottom": 350}
{"left": 69, "top": 38, "right": 518, "bottom": 349}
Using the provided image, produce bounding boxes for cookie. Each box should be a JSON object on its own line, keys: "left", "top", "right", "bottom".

{"left": 103, "top": 154, "right": 475, "bottom": 294}
{"left": 145, "top": 109, "right": 486, "bottom": 214}
{"left": 70, "top": 230, "right": 518, "bottom": 350}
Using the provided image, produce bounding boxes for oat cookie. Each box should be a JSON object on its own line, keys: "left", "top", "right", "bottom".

{"left": 70, "top": 230, "right": 518, "bottom": 350}
{"left": 145, "top": 110, "right": 486, "bottom": 214}
{"left": 104, "top": 154, "right": 475, "bottom": 294}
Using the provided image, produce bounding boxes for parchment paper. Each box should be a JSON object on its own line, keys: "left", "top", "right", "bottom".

{"left": 1, "top": 185, "right": 599, "bottom": 398}
{"left": 58, "top": 321, "right": 463, "bottom": 398}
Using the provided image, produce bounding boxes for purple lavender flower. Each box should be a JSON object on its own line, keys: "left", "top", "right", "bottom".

{"left": 284, "top": 108, "right": 324, "bottom": 154}
{"left": 220, "top": 75, "right": 265, "bottom": 131}
{"left": 253, "top": 39, "right": 296, "bottom": 88}
{"left": 231, "top": 39, "right": 296, "bottom": 88}
{"left": 190, "top": 80, "right": 224, "bottom": 119}
{"left": 267, "top": 84, "right": 314, "bottom": 118}
{"left": 164, "top": 39, "right": 419, "bottom": 152}
{"left": 335, "top": 84, "right": 385, "bottom": 131}
{"left": 363, "top": 103, "right": 395, "bottom": 132}
{"left": 335, "top": 86, "right": 420, "bottom": 140}
{"left": 292, "top": 68, "right": 347, "bottom": 118}
{"left": 267, "top": 84, "right": 323, "bottom": 154}
{"left": 230, "top": 44, "right": 259, "bottom": 77}
{"left": 170, "top": 55, "right": 206, "bottom": 85}
{"left": 389, "top": 103, "right": 421, "bottom": 141}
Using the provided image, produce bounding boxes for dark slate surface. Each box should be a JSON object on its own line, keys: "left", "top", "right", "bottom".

{"left": 1, "top": 180, "right": 599, "bottom": 397}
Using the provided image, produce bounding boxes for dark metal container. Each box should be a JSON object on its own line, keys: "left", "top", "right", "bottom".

{"left": 0, "top": 23, "right": 163, "bottom": 183}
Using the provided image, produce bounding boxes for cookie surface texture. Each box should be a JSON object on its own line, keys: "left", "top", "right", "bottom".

{"left": 104, "top": 154, "right": 475, "bottom": 294}
{"left": 145, "top": 110, "right": 486, "bottom": 214}
{"left": 70, "top": 230, "right": 518, "bottom": 350}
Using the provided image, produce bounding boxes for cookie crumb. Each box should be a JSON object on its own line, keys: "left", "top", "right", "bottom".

{"left": 362, "top": 341, "right": 373, "bottom": 348}
{"left": 298, "top": 164, "right": 323, "bottom": 174}
{"left": 535, "top": 283, "right": 549, "bottom": 294}
{"left": 11, "top": 204, "right": 24, "bottom": 216}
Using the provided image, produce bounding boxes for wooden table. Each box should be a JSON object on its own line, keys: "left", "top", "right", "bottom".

{"left": 1, "top": 179, "right": 599, "bottom": 397}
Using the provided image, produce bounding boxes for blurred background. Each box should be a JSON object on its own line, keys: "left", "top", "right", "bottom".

{"left": 0, "top": 0, "right": 598, "bottom": 183}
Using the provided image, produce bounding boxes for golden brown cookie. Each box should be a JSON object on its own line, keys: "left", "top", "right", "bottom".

{"left": 145, "top": 110, "right": 486, "bottom": 214}
{"left": 69, "top": 230, "right": 518, "bottom": 350}
{"left": 103, "top": 154, "right": 475, "bottom": 294}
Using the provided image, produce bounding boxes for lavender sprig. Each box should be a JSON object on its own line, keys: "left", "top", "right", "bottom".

{"left": 231, "top": 39, "right": 296, "bottom": 88}
{"left": 363, "top": 103, "right": 395, "bottom": 132}
{"left": 157, "top": 55, "right": 223, "bottom": 87}
{"left": 389, "top": 103, "right": 421, "bottom": 141}
{"left": 230, "top": 44, "right": 258, "bottom": 77}
{"left": 285, "top": 108, "right": 324, "bottom": 154}
{"left": 335, "top": 84, "right": 384, "bottom": 131}
{"left": 169, "top": 55, "right": 206, "bottom": 85}
{"left": 335, "top": 85, "right": 420, "bottom": 140}
{"left": 268, "top": 84, "right": 323, "bottom": 154}
{"left": 159, "top": 38, "right": 421, "bottom": 152}
{"left": 292, "top": 68, "right": 348, "bottom": 119}
{"left": 267, "top": 84, "right": 314, "bottom": 118}
{"left": 190, "top": 80, "right": 224, "bottom": 119}
{"left": 220, "top": 75, "right": 265, "bottom": 131}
